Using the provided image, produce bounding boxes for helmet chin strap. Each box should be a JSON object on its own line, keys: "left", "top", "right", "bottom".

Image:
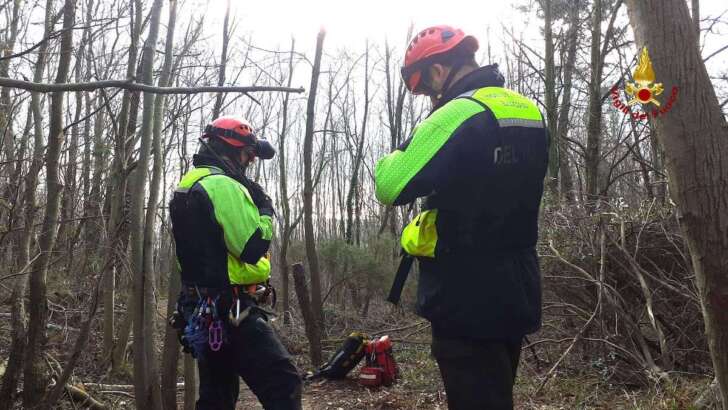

{"left": 227, "top": 155, "right": 247, "bottom": 175}
{"left": 434, "top": 60, "right": 465, "bottom": 102}
{"left": 198, "top": 137, "right": 247, "bottom": 181}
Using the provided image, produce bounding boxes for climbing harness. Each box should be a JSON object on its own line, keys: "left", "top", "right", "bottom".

{"left": 181, "top": 293, "right": 226, "bottom": 356}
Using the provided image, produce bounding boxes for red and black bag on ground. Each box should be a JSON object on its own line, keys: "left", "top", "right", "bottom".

{"left": 358, "top": 335, "right": 398, "bottom": 387}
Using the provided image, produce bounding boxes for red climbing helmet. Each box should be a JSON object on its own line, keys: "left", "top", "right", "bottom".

{"left": 202, "top": 116, "right": 256, "bottom": 148}
{"left": 401, "top": 25, "right": 479, "bottom": 94}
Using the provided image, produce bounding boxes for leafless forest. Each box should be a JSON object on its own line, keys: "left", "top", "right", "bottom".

{"left": 1, "top": 0, "right": 727, "bottom": 408}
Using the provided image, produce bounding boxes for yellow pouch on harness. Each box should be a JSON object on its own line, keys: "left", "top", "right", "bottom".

{"left": 401, "top": 209, "right": 438, "bottom": 258}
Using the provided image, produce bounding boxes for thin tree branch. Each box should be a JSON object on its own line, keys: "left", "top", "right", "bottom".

{"left": 703, "top": 43, "right": 728, "bottom": 63}
{"left": 0, "top": 77, "right": 305, "bottom": 95}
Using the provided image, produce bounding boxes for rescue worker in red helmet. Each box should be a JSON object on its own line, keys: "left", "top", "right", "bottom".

{"left": 169, "top": 116, "right": 302, "bottom": 409}
{"left": 375, "top": 26, "right": 548, "bottom": 409}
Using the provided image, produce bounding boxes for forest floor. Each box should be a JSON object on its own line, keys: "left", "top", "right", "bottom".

{"left": 0, "top": 295, "right": 715, "bottom": 409}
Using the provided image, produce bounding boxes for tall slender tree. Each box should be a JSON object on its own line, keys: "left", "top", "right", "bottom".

{"left": 277, "top": 38, "right": 296, "bottom": 324}
{"left": 302, "top": 28, "right": 326, "bottom": 363}
{"left": 211, "top": 0, "right": 232, "bottom": 118}
{"left": 625, "top": 0, "right": 728, "bottom": 406}
{"left": 543, "top": 0, "right": 559, "bottom": 196}
{"left": 130, "top": 0, "right": 165, "bottom": 406}
{"left": 23, "top": 0, "right": 76, "bottom": 406}
{"left": 585, "top": 0, "right": 603, "bottom": 206}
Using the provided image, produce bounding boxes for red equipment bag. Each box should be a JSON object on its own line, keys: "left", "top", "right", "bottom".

{"left": 358, "top": 335, "right": 398, "bottom": 387}
{"left": 358, "top": 365, "right": 384, "bottom": 387}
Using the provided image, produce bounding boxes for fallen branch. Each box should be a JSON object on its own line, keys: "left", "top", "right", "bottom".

{"left": 373, "top": 320, "right": 427, "bottom": 336}
{"left": 65, "top": 384, "right": 107, "bottom": 410}
{"left": 400, "top": 323, "right": 431, "bottom": 340}
{"left": 322, "top": 337, "right": 430, "bottom": 346}
{"left": 391, "top": 339, "right": 431, "bottom": 346}
{"left": 81, "top": 382, "right": 184, "bottom": 391}
{"left": 0, "top": 77, "right": 305, "bottom": 95}
{"left": 98, "top": 390, "right": 135, "bottom": 398}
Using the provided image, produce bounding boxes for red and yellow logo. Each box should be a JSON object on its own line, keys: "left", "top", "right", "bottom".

{"left": 625, "top": 47, "right": 664, "bottom": 106}
{"left": 610, "top": 46, "right": 678, "bottom": 120}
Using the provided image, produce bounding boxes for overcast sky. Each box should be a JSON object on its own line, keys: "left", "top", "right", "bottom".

{"left": 193, "top": 0, "right": 536, "bottom": 58}
{"left": 190, "top": 0, "right": 728, "bottom": 70}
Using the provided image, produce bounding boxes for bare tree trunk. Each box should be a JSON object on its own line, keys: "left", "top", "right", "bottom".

{"left": 80, "top": 91, "right": 92, "bottom": 235}
{"left": 109, "top": 0, "right": 144, "bottom": 371}
{"left": 302, "top": 29, "right": 326, "bottom": 330}
{"left": 277, "top": 39, "right": 295, "bottom": 325}
{"left": 625, "top": 0, "right": 728, "bottom": 406}
{"left": 60, "top": 30, "right": 86, "bottom": 291}
{"left": 345, "top": 43, "right": 369, "bottom": 244}
{"left": 0, "top": 0, "right": 44, "bottom": 401}
{"left": 96, "top": 99, "right": 115, "bottom": 357}
{"left": 183, "top": 356, "right": 197, "bottom": 410}
{"left": 0, "top": 0, "right": 21, "bottom": 176}
{"left": 585, "top": 0, "right": 603, "bottom": 208}
{"left": 380, "top": 35, "right": 408, "bottom": 235}
{"left": 556, "top": 1, "right": 580, "bottom": 202}
{"left": 543, "top": 0, "right": 559, "bottom": 196}
{"left": 23, "top": 0, "right": 75, "bottom": 405}
{"left": 23, "top": 0, "right": 76, "bottom": 408}
{"left": 156, "top": 4, "right": 180, "bottom": 408}
{"left": 691, "top": 0, "right": 700, "bottom": 46}
{"left": 112, "top": 293, "right": 134, "bottom": 372}
{"left": 0, "top": 268, "right": 27, "bottom": 408}
{"left": 161, "top": 246, "right": 182, "bottom": 410}
{"left": 211, "top": 0, "right": 231, "bottom": 118}
{"left": 292, "top": 263, "right": 322, "bottom": 365}
{"left": 130, "top": 0, "right": 164, "bottom": 407}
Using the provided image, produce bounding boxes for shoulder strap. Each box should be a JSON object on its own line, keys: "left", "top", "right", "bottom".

{"left": 175, "top": 167, "right": 224, "bottom": 194}
{"left": 386, "top": 255, "right": 415, "bottom": 305}
{"left": 458, "top": 87, "right": 545, "bottom": 129}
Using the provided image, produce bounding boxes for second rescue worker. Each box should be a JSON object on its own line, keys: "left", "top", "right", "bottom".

{"left": 375, "top": 26, "right": 548, "bottom": 409}
{"left": 169, "top": 116, "right": 302, "bottom": 410}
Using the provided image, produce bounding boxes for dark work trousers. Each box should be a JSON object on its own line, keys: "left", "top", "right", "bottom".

{"left": 432, "top": 336, "right": 523, "bottom": 410}
{"left": 180, "top": 294, "right": 302, "bottom": 410}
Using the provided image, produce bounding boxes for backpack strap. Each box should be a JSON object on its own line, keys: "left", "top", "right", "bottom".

{"left": 386, "top": 254, "right": 415, "bottom": 305}
{"left": 175, "top": 167, "right": 224, "bottom": 194}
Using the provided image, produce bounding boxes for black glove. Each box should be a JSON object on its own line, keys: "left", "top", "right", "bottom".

{"left": 242, "top": 177, "right": 275, "bottom": 216}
